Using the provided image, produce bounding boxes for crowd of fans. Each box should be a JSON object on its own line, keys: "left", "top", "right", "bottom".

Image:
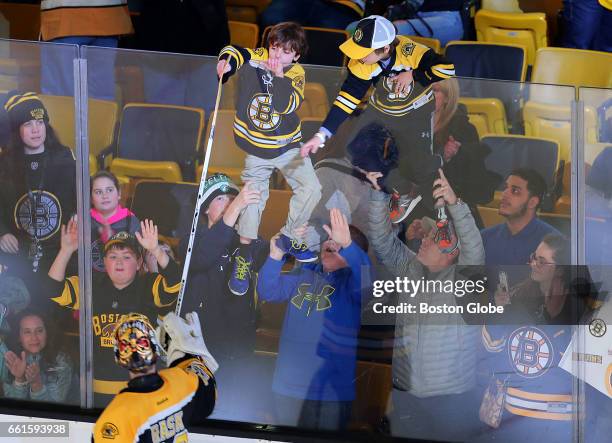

{"left": 0, "top": 1, "right": 609, "bottom": 443}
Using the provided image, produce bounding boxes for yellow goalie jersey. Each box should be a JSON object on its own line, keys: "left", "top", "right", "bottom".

{"left": 92, "top": 357, "right": 216, "bottom": 443}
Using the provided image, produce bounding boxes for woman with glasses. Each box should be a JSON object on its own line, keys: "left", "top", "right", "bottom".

{"left": 478, "top": 234, "right": 597, "bottom": 442}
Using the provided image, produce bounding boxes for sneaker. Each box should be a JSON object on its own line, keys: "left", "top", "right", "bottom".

{"left": 434, "top": 218, "right": 458, "bottom": 254}
{"left": 276, "top": 234, "right": 318, "bottom": 262}
{"left": 228, "top": 249, "right": 252, "bottom": 296}
{"left": 389, "top": 192, "right": 422, "bottom": 224}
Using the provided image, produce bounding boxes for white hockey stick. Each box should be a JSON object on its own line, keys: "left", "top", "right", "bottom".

{"left": 175, "top": 79, "right": 224, "bottom": 316}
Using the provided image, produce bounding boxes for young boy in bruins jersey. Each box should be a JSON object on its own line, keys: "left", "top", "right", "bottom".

{"left": 92, "top": 311, "right": 217, "bottom": 442}
{"left": 301, "top": 15, "right": 455, "bottom": 225}
{"left": 45, "top": 218, "right": 180, "bottom": 406}
{"left": 216, "top": 22, "right": 322, "bottom": 297}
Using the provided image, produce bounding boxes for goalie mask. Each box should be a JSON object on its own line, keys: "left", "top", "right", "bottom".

{"left": 113, "top": 313, "right": 160, "bottom": 372}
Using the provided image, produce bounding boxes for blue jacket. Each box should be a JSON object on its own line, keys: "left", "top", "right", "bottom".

{"left": 257, "top": 243, "right": 372, "bottom": 401}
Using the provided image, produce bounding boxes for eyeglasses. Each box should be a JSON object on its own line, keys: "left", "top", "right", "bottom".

{"left": 528, "top": 253, "right": 556, "bottom": 268}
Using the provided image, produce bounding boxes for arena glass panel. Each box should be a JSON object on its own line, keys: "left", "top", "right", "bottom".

{"left": 0, "top": 39, "right": 82, "bottom": 408}
{"left": 577, "top": 86, "right": 612, "bottom": 443}
{"left": 82, "top": 47, "right": 220, "bottom": 409}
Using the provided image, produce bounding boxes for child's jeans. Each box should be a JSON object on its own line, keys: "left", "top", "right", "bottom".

{"left": 238, "top": 147, "right": 322, "bottom": 241}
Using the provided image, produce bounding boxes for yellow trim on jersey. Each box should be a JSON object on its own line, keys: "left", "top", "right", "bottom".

{"left": 219, "top": 45, "right": 244, "bottom": 69}
{"left": 233, "top": 117, "right": 302, "bottom": 148}
{"left": 152, "top": 275, "right": 179, "bottom": 308}
{"left": 431, "top": 63, "right": 455, "bottom": 78}
{"left": 246, "top": 47, "right": 269, "bottom": 63}
{"left": 506, "top": 388, "right": 572, "bottom": 403}
{"left": 285, "top": 64, "right": 305, "bottom": 99}
{"left": 51, "top": 276, "right": 80, "bottom": 310}
{"left": 332, "top": 99, "right": 354, "bottom": 114}
{"left": 93, "top": 379, "right": 128, "bottom": 395}
{"left": 505, "top": 404, "right": 572, "bottom": 421}
{"left": 370, "top": 87, "right": 434, "bottom": 116}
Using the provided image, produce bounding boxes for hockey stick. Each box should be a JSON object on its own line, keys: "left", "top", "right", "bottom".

{"left": 175, "top": 78, "right": 224, "bottom": 316}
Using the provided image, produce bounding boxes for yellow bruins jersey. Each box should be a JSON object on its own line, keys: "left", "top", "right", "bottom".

{"left": 322, "top": 36, "right": 455, "bottom": 134}
{"left": 92, "top": 358, "right": 216, "bottom": 443}
{"left": 219, "top": 45, "right": 305, "bottom": 159}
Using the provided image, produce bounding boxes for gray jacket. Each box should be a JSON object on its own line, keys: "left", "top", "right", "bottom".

{"left": 368, "top": 189, "right": 484, "bottom": 397}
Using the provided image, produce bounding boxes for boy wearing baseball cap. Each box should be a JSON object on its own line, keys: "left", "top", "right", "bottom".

{"left": 44, "top": 218, "right": 180, "bottom": 405}
{"left": 301, "top": 15, "right": 455, "bottom": 224}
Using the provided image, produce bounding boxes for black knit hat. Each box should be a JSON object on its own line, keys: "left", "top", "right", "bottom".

{"left": 201, "top": 173, "right": 240, "bottom": 211}
{"left": 4, "top": 91, "right": 49, "bottom": 130}
{"left": 348, "top": 122, "right": 399, "bottom": 175}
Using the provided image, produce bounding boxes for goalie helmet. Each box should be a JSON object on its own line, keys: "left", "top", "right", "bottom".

{"left": 113, "top": 313, "right": 160, "bottom": 372}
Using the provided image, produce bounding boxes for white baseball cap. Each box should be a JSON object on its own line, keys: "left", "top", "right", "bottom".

{"left": 339, "top": 15, "right": 397, "bottom": 60}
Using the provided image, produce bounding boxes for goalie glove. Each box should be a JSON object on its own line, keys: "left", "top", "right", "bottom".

{"left": 156, "top": 312, "right": 219, "bottom": 374}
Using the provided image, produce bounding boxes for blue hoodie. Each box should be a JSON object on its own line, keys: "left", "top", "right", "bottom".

{"left": 257, "top": 242, "right": 372, "bottom": 401}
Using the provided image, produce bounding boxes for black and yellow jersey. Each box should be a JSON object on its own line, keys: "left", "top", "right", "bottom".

{"left": 46, "top": 260, "right": 181, "bottom": 397}
{"left": 92, "top": 356, "right": 216, "bottom": 443}
{"left": 219, "top": 45, "right": 305, "bottom": 159}
{"left": 322, "top": 35, "right": 455, "bottom": 134}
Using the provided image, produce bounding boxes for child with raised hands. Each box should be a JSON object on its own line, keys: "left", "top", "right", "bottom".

{"left": 216, "top": 22, "right": 322, "bottom": 296}
{"left": 44, "top": 217, "right": 180, "bottom": 405}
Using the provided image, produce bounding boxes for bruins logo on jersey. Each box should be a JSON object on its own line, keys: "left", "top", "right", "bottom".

{"left": 508, "top": 326, "right": 554, "bottom": 378}
{"left": 292, "top": 75, "right": 305, "bottom": 91}
{"left": 101, "top": 422, "right": 119, "bottom": 439}
{"left": 93, "top": 313, "right": 125, "bottom": 348}
{"left": 14, "top": 191, "right": 61, "bottom": 241}
{"left": 382, "top": 73, "right": 413, "bottom": 101}
{"left": 248, "top": 93, "right": 281, "bottom": 131}
{"left": 253, "top": 47, "right": 265, "bottom": 57}
{"left": 401, "top": 43, "right": 416, "bottom": 57}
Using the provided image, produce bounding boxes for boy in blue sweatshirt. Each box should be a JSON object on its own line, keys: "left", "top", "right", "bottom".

{"left": 257, "top": 208, "right": 372, "bottom": 430}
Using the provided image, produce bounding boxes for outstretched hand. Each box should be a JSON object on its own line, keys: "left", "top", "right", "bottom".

{"left": 432, "top": 169, "right": 457, "bottom": 206}
{"left": 60, "top": 216, "right": 79, "bottom": 254}
{"left": 300, "top": 136, "right": 322, "bottom": 158}
{"left": 322, "top": 208, "right": 351, "bottom": 249}
{"left": 135, "top": 219, "right": 159, "bottom": 252}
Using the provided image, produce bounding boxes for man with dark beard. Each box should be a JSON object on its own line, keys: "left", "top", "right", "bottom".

{"left": 480, "top": 168, "right": 561, "bottom": 289}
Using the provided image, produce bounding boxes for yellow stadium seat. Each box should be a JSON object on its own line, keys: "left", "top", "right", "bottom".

{"left": 531, "top": 47, "right": 612, "bottom": 89}
{"left": 409, "top": 36, "right": 442, "bottom": 53}
{"left": 110, "top": 158, "right": 183, "bottom": 183}
{"left": 204, "top": 110, "right": 245, "bottom": 184}
{"left": 458, "top": 97, "right": 509, "bottom": 136}
{"left": 259, "top": 189, "right": 291, "bottom": 241}
{"left": 226, "top": 0, "right": 270, "bottom": 23}
{"left": 39, "top": 95, "right": 119, "bottom": 157}
{"left": 228, "top": 20, "right": 259, "bottom": 48}
{"left": 477, "top": 205, "right": 505, "bottom": 228}
{"left": 297, "top": 82, "right": 330, "bottom": 119}
{"left": 475, "top": 9, "right": 547, "bottom": 66}
{"left": 523, "top": 101, "right": 598, "bottom": 163}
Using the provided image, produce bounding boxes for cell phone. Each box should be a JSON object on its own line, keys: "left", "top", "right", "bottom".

{"left": 499, "top": 271, "right": 509, "bottom": 293}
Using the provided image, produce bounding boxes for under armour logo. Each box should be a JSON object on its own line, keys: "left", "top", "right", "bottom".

{"left": 291, "top": 283, "right": 334, "bottom": 316}
{"left": 420, "top": 132, "right": 430, "bottom": 138}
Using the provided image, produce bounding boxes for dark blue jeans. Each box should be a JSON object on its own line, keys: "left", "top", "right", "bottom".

{"left": 260, "top": 0, "right": 359, "bottom": 30}
{"left": 562, "top": 0, "right": 612, "bottom": 52}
